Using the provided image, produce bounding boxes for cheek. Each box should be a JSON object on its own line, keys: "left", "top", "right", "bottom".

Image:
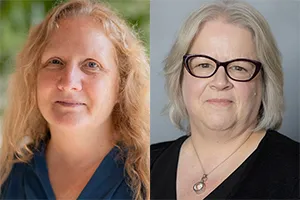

{"left": 36, "top": 72, "right": 57, "bottom": 101}
{"left": 87, "top": 75, "right": 119, "bottom": 104}
{"left": 235, "top": 82, "right": 261, "bottom": 109}
{"left": 182, "top": 73, "right": 207, "bottom": 105}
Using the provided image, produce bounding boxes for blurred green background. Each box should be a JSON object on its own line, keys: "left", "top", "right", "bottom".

{"left": 0, "top": 0, "right": 150, "bottom": 133}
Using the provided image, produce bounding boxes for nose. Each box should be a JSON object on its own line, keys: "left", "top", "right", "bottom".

{"left": 57, "top": 63, "right": 82, "bottom": 91}
{"left": 209, "top": 67, "right": 233, "bottom": 91}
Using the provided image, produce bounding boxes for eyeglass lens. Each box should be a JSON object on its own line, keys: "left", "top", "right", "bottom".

{"left": 188, "top": 56, "right": 257, "bottom": 81}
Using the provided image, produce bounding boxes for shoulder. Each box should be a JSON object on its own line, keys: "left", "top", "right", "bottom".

{"left": 256, "top": 130, "right": 299, "bottom": 180}
{"left": 266, "top": 129, "right": 298, "bottom": 144}
{"left": 242, "top": 130, "right": 300, "bottom": 198}
{"left": 150, "top": 140, "right": 174, "bottom": 159}
{"left": 262, "top": 130, "right": 299, "bottom": 160}
{"left": 4, "top": 161, "right": 29, "bottom": 183}
{"left": 150, "top": 135, "right": 188, "bottom": 167}
{"left": 1, "top": 162, "right": 29, "bottom": 199}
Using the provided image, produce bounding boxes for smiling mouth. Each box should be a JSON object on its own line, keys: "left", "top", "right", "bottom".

{"left": 55, "top": 101, "right": 85, "bottom": 107}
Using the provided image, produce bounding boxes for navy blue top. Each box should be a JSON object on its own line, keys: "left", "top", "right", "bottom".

{"left": 1, "top": 142, "right": 132, "bottom": 199}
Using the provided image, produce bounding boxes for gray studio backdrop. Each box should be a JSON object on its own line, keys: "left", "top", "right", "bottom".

{"left": 150, "top": 0, "right": 300, "bottom": 144}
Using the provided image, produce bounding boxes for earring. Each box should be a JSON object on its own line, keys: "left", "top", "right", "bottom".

{"left": 254, "top": 92, "right": 257, "bottom": 96}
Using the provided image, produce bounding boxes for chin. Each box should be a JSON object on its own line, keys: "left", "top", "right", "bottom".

{"left": 203, "top": 115, "right": 235, "bottom": 131}
{"left": 54, "top": 118, "right": 86, "bottom": 128}
{"left": 206, "top": 124, "right": 233, "bottom": 131}
{"left": 46, "top": 112, "right": 90, "bottom": 129}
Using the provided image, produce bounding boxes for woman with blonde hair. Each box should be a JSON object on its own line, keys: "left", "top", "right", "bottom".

{"left": 151, "top": 0, "right": 299, "bottom": 199}
{"left": 0, "top": 0, "right": 149, "bottom": 199}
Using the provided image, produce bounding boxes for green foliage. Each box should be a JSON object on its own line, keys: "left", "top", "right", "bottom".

{"left": 0, "top": 0, "right": 150, "bottom": 74}
{"left": 105, "top": 0, "right": 150, "bottom": 51}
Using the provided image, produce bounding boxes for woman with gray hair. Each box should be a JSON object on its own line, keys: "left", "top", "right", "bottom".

{"left": 151, "top": 0, "right": 299, "bottom": 199}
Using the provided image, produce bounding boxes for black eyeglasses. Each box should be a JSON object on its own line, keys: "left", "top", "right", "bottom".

{"left": 183, "top": 54, "right": 262, "bottom": 82}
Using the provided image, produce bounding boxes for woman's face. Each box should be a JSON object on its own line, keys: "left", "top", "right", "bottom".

{"left": 182, "top": 19, "right": 262, "bottom": 132}
{"left": 37, "top": 16, "right": 119, "bottom": 131}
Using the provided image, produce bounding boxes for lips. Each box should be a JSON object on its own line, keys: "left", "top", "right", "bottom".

{"left": 55, "top": 100, "right": 86, "bottom": 107}
{"left": 206, "top": 98, "right": 233, "bottom": 106}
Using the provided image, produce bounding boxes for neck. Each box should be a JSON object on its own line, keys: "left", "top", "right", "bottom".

{"left": 189, "top": 117, "right": 259, "bottom": 144}
{"left": 188, "top": 123, "right": 265, "bottom": 168}
{"left": 46, "top": 122, "right": 115, "bottom": 167}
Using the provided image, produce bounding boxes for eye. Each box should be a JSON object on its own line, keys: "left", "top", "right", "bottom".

{"left": 87, "top": 61, "right": 99, "bottom": 69}
{"left": 199, "top": 63, "right": 211, "bottom": 68}
{"left": 43, "top": 58, "right": 64, "bottom": 69}
{"left": 193, "top": 63, "right": 213, "bottom": 69}
{"left": 49, "top": 58, "right": 63, "bottom": 65}
{"left": 231, "top": 65, "right": 247, "bottom": 72}
{"left": 83, "top": 60, "right": 103, "bottom": 72}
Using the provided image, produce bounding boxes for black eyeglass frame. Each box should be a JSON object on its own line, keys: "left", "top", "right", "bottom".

{"left": 183, "top": 54, "right": 262, "bottom": 82}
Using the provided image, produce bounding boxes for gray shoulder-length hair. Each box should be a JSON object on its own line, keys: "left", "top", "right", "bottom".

{"left": 164, "top": 0, "right": 283, "bottom": 133}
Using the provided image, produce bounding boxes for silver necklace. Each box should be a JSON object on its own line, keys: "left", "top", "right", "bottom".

{"left": 191, "top": 132, "right": 252, "bottom": 194}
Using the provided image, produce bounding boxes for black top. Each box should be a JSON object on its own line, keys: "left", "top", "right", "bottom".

{"left": 151, "top": 130, "right": 300, "bottom": 199}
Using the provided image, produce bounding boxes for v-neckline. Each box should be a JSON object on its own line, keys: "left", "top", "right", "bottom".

{"left": 173, "top": 131, "right": 269, "bottom": 199}
{"left": 77, "top": 147, "right": 123, "bottom": 199}
{"left": 30, "top": 143, "right": 123, "bottom": 199}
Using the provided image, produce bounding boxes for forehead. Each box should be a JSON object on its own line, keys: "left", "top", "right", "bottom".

{"left": 42, "top": 16, "right": 115, "bottom": 59}
{"left": 189, "top": 19, "right": 257, "bottom": 61}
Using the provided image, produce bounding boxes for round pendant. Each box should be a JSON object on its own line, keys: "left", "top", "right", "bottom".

{"left": 193, "top": 181, "right": 206, "bottom": 194}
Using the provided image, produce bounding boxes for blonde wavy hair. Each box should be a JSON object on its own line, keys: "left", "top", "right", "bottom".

{"left": 0, "top": 0, "right": 149, "bottom": 199}
{"left": 164, "top": 0, "right": 283, "bottom": 133}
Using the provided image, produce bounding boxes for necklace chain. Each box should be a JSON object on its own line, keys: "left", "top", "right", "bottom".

{"left": 191, "top": 132, "right": 253, "bottom": 177}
